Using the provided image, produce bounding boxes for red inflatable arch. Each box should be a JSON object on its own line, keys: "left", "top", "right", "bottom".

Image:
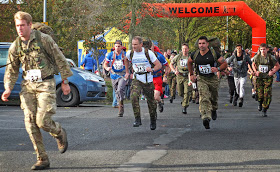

{"left": 144, "top": 1, "right": 266, "bottom": 56}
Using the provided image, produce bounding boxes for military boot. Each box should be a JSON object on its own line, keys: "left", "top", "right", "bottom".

{"left": 158, "top": 101, "right": 164, "bottom": 113}
{"left": 239, "top": 98, "right": 244, "bottom": 107}
{"left": 31, "top": 157, "right": 50, "bottom": 170}
{"left": 169, "top": 97, "right": 173, "bottom": 103}
{"left": 118, "top": 101, "right": 124, "bottom": 117}
{"left": 233, "top": 95, "right": 239, "bottom": 106}
{"left": 182, "top": 107, "right": 187, "bottom": 114}
{"left": 150, "top": 118, "right": 157, "bottom": 130}
{"left": 133, "top": 117, "right": 142, "bottom": 127}
{"left": 258, "top": 101, "right": 263, "bottom": 111}
{"left": 55, "top": 128, "right": 68, "bottom": 154}
{"left": 262, "top": 108, "right": 267, "bottom": 117}
{"left": 211, "top": 110, "right": 217, "bottom": 120}
{"left": 203, "top": 118, "right": 211, "bottom": 129}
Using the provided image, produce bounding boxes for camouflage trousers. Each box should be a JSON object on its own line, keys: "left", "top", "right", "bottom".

{"left": 256, "top": 76, "right": 273, "bottom": 109}
{"left": 130, "top": 79, "right": 157, "bottom": 120}
{"left": 176, "top": 74, "right": 192, "bottom": 107}
{"left": 192, "top": 82, "right": 199, "bottom": 101}
{"left": 20, "top": 79, "right": 61, "bottom": 160}
{"left": 167, "top": 73, "right": 177, "bottom": 98}
{"left": 197, "top": 75, "right": 219, "bottom": 120}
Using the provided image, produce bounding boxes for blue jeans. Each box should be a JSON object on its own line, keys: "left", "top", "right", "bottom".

{"left": 276, "top": 69, "right": 280, "bottom": 82}
{"left": 165, "top": 84, "right": 170, "bottom": 96}
{"left": 112, "top": 89, "right": 118, "bottom": 107}
{"left": 125, "top": 85, "right": 131, "bottom": 99}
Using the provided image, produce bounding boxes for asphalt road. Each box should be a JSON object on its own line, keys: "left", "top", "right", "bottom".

{"left": 1, "top": 78, "right": 280, "bottom": 172}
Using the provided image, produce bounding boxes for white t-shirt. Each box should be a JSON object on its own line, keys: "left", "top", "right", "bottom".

{"left": 126, "top": 47, "right": 157, "bottom": 83}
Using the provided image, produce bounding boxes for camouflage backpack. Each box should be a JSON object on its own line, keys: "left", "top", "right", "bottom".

{"left": 15, "top": 22, "right": 59, "bottom": 74}
{"left": 193, "top": 36, "right": 221, "bottom": 62}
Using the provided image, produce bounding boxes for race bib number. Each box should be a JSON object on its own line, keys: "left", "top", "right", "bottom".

{"left": 237, "top": 61, "right": 242, "bottom": 66}
{"left": 133, "top": 63, "right": 147, "bottom": 73}
{"left": 26, "top": 69, "right": 42, "bottom": 82}
{"left": 180, "top": 59, "right": 188, "bottom": 67}
{"left": 199, "top": 64, "right": 211, "bottom": 74}
{"left": 259, "top": 65, "right": 268, "bottom": 73}
{"left": 113, "top": 60, "right": 124, "bottom": 70}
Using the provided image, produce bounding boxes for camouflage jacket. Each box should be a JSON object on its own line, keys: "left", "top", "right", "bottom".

{"left": 253, "top": 53, "right": 277, "bottom": 79}
{"left": 171, "top": 53, "right": 189, "bottom": 74}
{"left": 4, "top": 30, "right": 73, "bottom": 90}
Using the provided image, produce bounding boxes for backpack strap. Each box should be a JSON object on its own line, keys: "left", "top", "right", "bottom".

{"left": 255, "top": 53, "right": 261, "bottom": 68}
{"left": 35, "top": 30, "right": 59, "bottom": 74}
{"left": 130, "top": 50, "right": 134, "bottom": 61}
{"left": 209, "top": 48, "right": 217, "bottom": 62}
{"left": 145, "top": 48, "right": 155, "bottom": 68}
{"left": 193, "top": 50, "right": 200, "bottom": 62}
{"left": 112, "top": 51, "right": 116, "bottom": 66}
{"left": 193, "top": 50, "right": 200, "bottom": 73}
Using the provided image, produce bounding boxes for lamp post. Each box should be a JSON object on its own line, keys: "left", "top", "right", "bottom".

{"left": 43, "top": 0, "right": 47, "bottom": 23}
{"left": 226, "top": 0, "right": 229, "bottom": 50}
{"left": 226, "top": 15, "right": 228, "bottom": 50}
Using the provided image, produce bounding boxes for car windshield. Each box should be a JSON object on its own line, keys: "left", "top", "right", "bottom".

{"left": 0, "top": 48, "right": 8, "bottom": 66}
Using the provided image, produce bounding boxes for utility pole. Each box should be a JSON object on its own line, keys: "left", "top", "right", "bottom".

{"left": 43, "top": 0, "right": 48, "bottom": 25}
{"left": 226, "top": 15, "right": 228, "bottom": 50}
{"left": 226, "top": 0, "right": 229, "bottom": 50}
{"left": 129, "top": 0, "right": 136, "bottom": 50}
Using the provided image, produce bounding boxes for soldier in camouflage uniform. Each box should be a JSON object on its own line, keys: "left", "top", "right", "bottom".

{"left": 252, "top": 43, "right": 280, "bottom": 117}
{"left": 188, "top": 36, "right": 227, "bottom": 129}
{"left": 167, "top": 51, "right": 177, "bottom": 103}
{"left": 125, "top": 36, "right": 162, "bottom": 130}
{"left": 1, "top": 11, "right": 73, "bottom": 170}
{"left": 170, "top": 43, "right": 192, "bottom": 114}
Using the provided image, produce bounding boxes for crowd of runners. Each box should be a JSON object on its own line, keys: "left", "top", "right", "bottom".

{"left": 105, "top": 36, "right": 280, "bottom": 130}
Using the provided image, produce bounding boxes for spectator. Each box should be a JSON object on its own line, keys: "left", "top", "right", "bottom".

{"left": 81, "top": 50, "right": 95, "bottom": 72}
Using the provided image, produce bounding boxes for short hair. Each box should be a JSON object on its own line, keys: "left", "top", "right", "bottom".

{"left": 259, "top": 43, "right": 268, "bottom": 48}
{"left": 181, "top": 43, "right": 189, "bottom": 48}
{"left": 14, "top": 11, "right": 32, "bottom": 24}
{"left": 198, "top": 36, "right": 208, "bottom": 42}
{"left": 142, "top": 37, "right": 152, "bottom": 49}
{"left": 114, "top": 40, "right": 122, "bottom": 45}
{"left": 133, "top": 36, "right": 143, "bottom": 44}
{"left": 236, "top": 44, "right": 242, "bottom": 48}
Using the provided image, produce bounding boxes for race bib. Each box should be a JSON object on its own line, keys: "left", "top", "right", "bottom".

{"left": 113, "top": 60, "right": 124, "bottom": 71}
{"left": 26, "top": 69, "right": 42, "bottom": 82}
{"left": 199, "top": 64, "right": 211, "bottom": 74}
{"left": 180, "top": 59, "right": 188, "bottom": 67}
{"left": 237, "top": 61, "right": 242, "bottom": 66}
{"left": 259, "top": 65, "right": 268, "bottom": 73}
{"left": 133, "top": 63, "right": 147, "bottom": 73}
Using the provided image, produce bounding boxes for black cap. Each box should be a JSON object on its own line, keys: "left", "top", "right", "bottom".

{"left": 171, "top": 51, "right": 177, "bottom": 55}
{"left": 114, "top": 40, "right": 122, "bottom": 45}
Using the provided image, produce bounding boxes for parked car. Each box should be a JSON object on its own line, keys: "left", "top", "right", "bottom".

{"left": 0, "top": 42, "right": 107, "bottom": 106}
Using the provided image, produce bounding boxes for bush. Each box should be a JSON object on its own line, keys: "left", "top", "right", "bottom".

{"left": 105, "top": 80, "right": 113, "bottom": 102}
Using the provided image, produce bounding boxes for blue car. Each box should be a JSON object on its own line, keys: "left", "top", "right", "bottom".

{"left": 0, "top": 42, "right": 107, "bottom": 106}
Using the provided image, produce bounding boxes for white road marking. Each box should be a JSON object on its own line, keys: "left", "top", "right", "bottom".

{"left": 115, "top": 128, "right": 191, "bottom": 172}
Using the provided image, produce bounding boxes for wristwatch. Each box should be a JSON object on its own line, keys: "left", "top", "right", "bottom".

{"left": 62, "top": 79, "right": 69, "bottom": 84}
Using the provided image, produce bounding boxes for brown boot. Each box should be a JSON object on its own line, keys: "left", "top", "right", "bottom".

{"left": 118, "top": 100, "right": 124, "bottom": 117}
{"left": 31, "top": 157, "right": 50, "bottom": 170}
{"left": 55, "top": 128, "right": 68, "bottom": 154}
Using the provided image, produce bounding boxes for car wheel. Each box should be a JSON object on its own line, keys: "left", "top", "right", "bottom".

{"left": 56, "top": 85, "right": 79, "bottom": 107}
